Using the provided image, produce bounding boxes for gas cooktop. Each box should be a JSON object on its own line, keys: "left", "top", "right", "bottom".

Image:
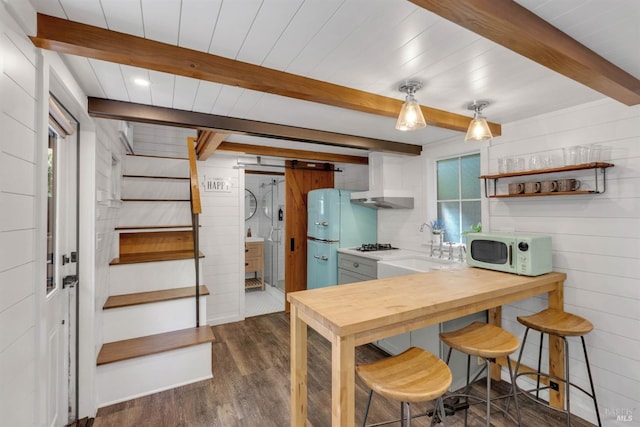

{"left": 354, "top": 243, "right": 398, "bottom": 252}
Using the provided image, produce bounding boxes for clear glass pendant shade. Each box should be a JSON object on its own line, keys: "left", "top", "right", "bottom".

{"left": 395, "top": 96, "right": 426, "bottom": 131}
{"left": 465, "top": 116, "right": 492, "bottom": 141}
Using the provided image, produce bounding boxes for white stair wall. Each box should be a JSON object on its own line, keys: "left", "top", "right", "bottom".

{"left": 103, "top": 297, "right": 207, "bottom": 342}
{"left": 124, "top": 155, "right": 189, "bottom": 177}
{"left": 117, "top": 201, "right": 192, "bottom": 227}
{"left": 109, "top": 259, "right": 201, "bottom": 295}
{"left": 96, "top": 344, "right": 212, "bottom": 407}
{"left": 122, "top": 177, "right": 190, "bottom": 200}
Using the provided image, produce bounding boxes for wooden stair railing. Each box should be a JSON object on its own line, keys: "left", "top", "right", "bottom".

{"left": 187, "top": 136, "right": 202, "bottom": 327}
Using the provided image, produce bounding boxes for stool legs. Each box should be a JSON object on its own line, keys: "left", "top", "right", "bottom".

{"left": 513, "top": 327, "right": 602, "bottom": 427}
{"left": 581, "top": 336, "right": 602, "bottom": 426}
{"left": 361, "top": 390, "right": 373, "bottom": 427}
{"left": 445, "top": 347, "right": 520, "bottom": 427}
{"left": 360, "top": 392, "right": 448, "bottom": 427}
{"left": 506, "top": 355, "right": 521, "bottom": 426}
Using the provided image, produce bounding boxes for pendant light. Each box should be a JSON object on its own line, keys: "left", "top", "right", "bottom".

{"left": 395, "top": 81, "right": 426, "bottom": 131}
{"left": 465, "top": 100, "right": 492, "bottom": 142}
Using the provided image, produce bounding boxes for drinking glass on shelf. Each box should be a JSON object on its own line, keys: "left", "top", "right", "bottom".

{"left": 528, "top": 155, "right": 541, "bottom": 170}
{"left": 541, "top": 156, "right": 554, "bottom": 169}
{"left": 514, "top": 157, "right": 525, "bottom": 171}
{"left": 498, "top": 157, "right": 508, "bottom": 174}
{"left": 588, "top": 145, "right": 602, "bottom": 162}
{"left": 563, "top": 146, "right": 579, "bottom": 165}
{"left": 578, "top": 146, "right": 591, "bottom": 164}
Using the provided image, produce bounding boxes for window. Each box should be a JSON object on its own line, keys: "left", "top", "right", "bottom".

{"left": 436, "top": 153, "right": 481, "bottom": 244}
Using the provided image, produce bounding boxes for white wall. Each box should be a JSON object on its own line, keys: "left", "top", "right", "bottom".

{"left": 0, "top": 4, "right": 39, "bottom": 425}
{"left": 377, "top": 153, "right": 442, "bottom": 250}
{"left": 486, "top": 98, "right": 639, "bottom": 426}
{"left": 93, "top": 118, "right": 124, "bottom": 390}
{"left": 334, "top": 162, "right": 369, "bottom": 191}
{"left": 379, "top": 98, "right": 639, "bottom": 425}
{"left": 199, "top": 153, "right": 244, "bottom": 325}
{"left": 0, "top": 2, "right": 122, "bottom": 421}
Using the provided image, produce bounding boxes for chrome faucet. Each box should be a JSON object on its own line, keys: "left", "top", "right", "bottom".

{"left": 447, "top": 242, "right": 454, "bottom": 260}
{"left": 458, "top": 245, "right": 467, "bottom": 262}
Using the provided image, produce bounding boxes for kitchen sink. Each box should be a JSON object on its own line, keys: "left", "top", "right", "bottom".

{"left": 377, "top": 256, "right": 459, "bottom": 279}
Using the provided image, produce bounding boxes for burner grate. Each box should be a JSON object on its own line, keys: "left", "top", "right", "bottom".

{"left": 356, "top": 243, "right": 398, "bottom": 252}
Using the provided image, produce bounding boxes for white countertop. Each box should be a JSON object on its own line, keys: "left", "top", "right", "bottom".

{"left": 245, "top": 237, "right": 264, "bottom": 243}
{"left": 337, "top": 247, "right": 430, "bottom": 261}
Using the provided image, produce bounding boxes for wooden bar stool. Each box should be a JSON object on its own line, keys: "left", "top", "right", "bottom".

{"left": 356, "top": 346, "right": 452, "bottom": 427}
{"left": 513, "top": 308, "right": 601, "bottom": 427}
{"left": 439, "top": 322, "right": 521, "bottom": 427}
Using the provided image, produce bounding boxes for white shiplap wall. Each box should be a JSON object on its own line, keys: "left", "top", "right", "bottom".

{"left": 378, "top": 98, "right": 639, "bottom": 425}
{"left": 93, "top": 118, "right": 125, "bottom": 363}
{"left": 0, "top": 4, "right": 38, "bottom": 425}
{"left": 487, "top": 99, "right": 640, "bottom": 426}
{"left": 199, "top": 153, "right": 244, "bottom": 325}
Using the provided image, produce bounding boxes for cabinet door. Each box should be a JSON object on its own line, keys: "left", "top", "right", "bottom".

{"left": 410, "top": 325, "right": 440, "bottom": 355}
{"left": 338, "top": 269, "right": 372, "bottom": 285}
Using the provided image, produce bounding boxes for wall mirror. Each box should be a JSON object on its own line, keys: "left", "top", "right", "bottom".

{"left": 245, "top": 189, "right": 257, "bottom": 220}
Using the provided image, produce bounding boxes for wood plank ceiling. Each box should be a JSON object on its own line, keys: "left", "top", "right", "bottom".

{"left": 28, "top": 0, "right": 640, "bottom": 159}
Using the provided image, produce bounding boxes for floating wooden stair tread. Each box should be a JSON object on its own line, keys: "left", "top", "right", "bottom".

{"left": 115, "top": 225, "right": 194, "bottom": 230}
{"left": 104, "top": 285, "right": 209, "bottom": 309}
{"left": 123, "top": 174, "right": 189, "bottom": 180}
{"left": 121, "top": 198, "right": 190, "bottom": 202}
{"left": 97, "top": 326, "right": 215, "bottom": 366}
{"left": 110, "top": 250, "right": 205, "bottom": 265}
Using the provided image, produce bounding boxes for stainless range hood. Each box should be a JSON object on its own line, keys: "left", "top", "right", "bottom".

{"left": 350, "top": 191, "right": 414, "bottom": 209}
{"left": 350, "top": 153, "right": 414, "bottom": 209}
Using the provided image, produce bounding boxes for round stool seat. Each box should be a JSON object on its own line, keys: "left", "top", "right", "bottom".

{"left": 356, "top": 347, "right": 452, "bottom": 403}
{"left": 517, "top": 308, "right": 593, "bottom": 336}
{"left": 439, "top": 322, "right": 519, "bottom": 358}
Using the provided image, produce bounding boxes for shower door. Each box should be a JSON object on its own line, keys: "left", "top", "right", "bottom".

{"left": 262, "top": 178, "right": 285, "bottom": 290}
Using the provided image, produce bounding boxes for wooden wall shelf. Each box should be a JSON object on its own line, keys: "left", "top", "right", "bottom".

{"left": 481, "top": 162, "right": 614, "bottom": 198}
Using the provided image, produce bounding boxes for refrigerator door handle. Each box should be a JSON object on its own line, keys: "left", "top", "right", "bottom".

{"left": 314, "top": 221, "right": 329, "bottom": 226}
{"left": 313, "top": 255, "right": 329, "bottom": 261}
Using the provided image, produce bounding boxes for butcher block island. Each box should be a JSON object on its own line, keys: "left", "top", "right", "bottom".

{"left": 288, "top": 267, "right": 567, "bottom": 427}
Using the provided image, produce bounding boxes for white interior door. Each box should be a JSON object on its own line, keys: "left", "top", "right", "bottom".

{"left": 45, "top": 119, "right": 78, "bottom": 427}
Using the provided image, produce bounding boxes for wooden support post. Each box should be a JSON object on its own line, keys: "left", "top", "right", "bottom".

{"left": 290, "top": 306, "right": 307, "bottom": 427}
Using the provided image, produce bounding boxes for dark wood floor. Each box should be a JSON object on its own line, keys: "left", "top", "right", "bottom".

{"left": 93, "top": 312, "right": 596, "bottom": 427}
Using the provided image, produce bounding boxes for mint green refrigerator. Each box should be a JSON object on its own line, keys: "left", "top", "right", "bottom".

{"left": 307, "top": 189, "right": 377, "bottom": 289}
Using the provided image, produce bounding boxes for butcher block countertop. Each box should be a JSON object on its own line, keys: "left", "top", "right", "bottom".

{"left": 288, "top": 267, "right": 567, "bottom": 427}
{"left": 288, "top": 267, "right": 566, "bottom": 341}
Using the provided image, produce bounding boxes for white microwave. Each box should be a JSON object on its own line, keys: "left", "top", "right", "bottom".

{"left": 465, "top": 232, "right": 552, "bottom": 276}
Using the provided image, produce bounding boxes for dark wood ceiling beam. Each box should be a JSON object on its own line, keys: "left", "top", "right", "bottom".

{"left": 217, "top": 141, "right": 368, "bottom": 165}
{"left": 30, "top": 13, "right": 501, "bottom": 136}
{"left": 411, "top": 0, "right": 640, "bottom": 106}
{"left": 87, "top": 97, "right": 422, "bottom": 156}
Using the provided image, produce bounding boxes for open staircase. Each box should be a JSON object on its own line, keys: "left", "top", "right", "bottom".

{"left": 96, "top": 138, "right": 213, "bottom": 407}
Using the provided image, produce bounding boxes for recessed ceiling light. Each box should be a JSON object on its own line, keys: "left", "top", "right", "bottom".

{"left": 134, "top": 78, "right": 150, "bottom": 87}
